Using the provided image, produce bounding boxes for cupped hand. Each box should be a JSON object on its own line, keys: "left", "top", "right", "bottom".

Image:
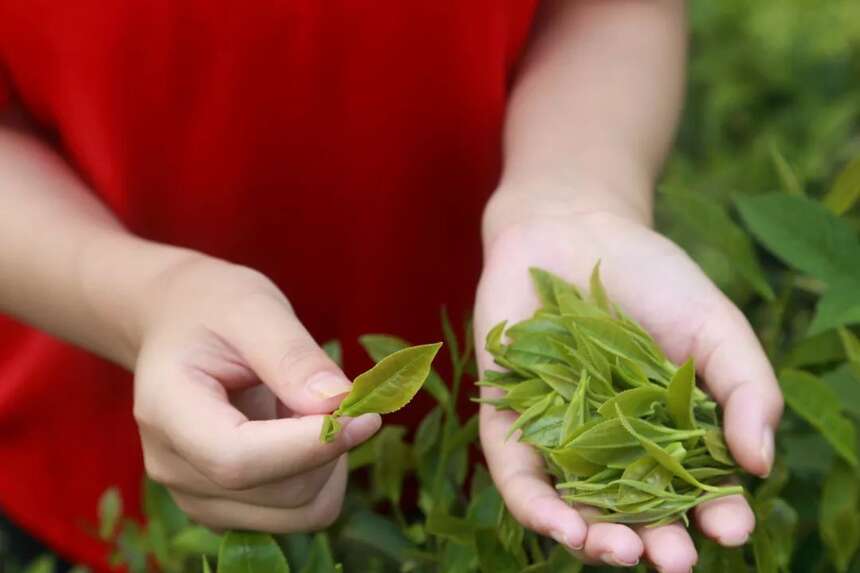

{"left": 475, "top": 210, "right": 783, "bottom": 572}
{"left": 133, "top": 255, "right": 381, "bottom": 532}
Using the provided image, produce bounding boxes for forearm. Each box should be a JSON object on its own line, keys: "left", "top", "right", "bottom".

{"left": 0, "top": 111, "right": 195, "bottom": 368}
{"left": 485, "top": 0, "right": 687, "bottom": 240}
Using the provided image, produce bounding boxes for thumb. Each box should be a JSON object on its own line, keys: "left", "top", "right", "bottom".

{"left": 222, "top": 293, "right": 353, "bottom": 415}
{"left": 688, "top": 296, "right": 783, "bottom": 478}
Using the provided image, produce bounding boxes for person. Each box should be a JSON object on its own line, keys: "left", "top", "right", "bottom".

{"left": 0, "top": 1, "right": 782, "bottom": 571}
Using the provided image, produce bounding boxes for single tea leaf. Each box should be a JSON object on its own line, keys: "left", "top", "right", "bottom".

{"left": 338, "top": 342, "right": 442, "bottom": 416}
{"left": 780, "top": 369, "right": 858, "bottom": 467}
{"left": 218, "top": 531, "right": 290, "bottom": 573}
{"left": 667, "top": 359, "right": 696, "bottom": 432}
{"left": 321, "top": 343, "right": 442, "bottom": 442}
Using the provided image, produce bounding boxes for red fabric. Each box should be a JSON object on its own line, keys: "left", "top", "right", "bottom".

{"left": 0, "top": 1, "right": 537, "bottom": 569}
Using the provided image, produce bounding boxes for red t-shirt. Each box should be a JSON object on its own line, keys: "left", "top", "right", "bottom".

{"left": 0, "top": 1, "right": 536, "bottom": 568}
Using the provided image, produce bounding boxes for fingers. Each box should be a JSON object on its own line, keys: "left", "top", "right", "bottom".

{"left": 694, "top": 494, "right": 755, "bottom": 547}
{"left": 479, "top": 403, "right": 588, "bottom": 550}
{"left": 143, "top": 442, "right": 339, "bottom": 509}
{"left": 576, "top": 522, "right": 643, "bottom": 567}
{"left": 220, "top": 292, "right": 353, "bottom": 414}
{"left": 688, "top": 296, "right": 783, "bottom": 477}
{"left": 139, "top": 369, "right": 380, "bottom": 489}
{"left": 637, "top": 523, "right": 698, "bottom": 573}
{"left": 172, "top": 457, "right": 349, "bottom": 533}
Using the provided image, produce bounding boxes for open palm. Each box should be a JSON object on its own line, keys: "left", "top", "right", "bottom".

{"left": 475, "top": 212, "right": 783, "bottom": 572}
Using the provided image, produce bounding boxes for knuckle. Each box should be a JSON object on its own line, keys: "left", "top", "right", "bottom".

{"left": 142, "top": 453, "right": 174, "bottom": 488}
{"left": 204, "top": 450, "right": 252, "bottom": 491}
{"left": 278, "top": 337, "right": 325, "bottom": 378}
{"left": 306, "top": 491, "right": 344, "bottom": 530}
{"left": 286, "top": 468, "right": 331, "bottom": 507}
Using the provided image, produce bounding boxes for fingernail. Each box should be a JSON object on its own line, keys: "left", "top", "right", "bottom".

{"left": 550, "top": 530, "right": 567, "bottom": 546}
{"left": 759, "top": 427, "right": 774, "bottom": 477}
{"left": 341, "top": 414, "right": 382, "bottom": 445}
{"left": 717, "top": 529, "right": 751, "bottom": 547}
{"left": 307, "top": 374, "right": 352, "bottom": 399}
{"left": 601, "top": 553, "right": 639, "bottom": 567}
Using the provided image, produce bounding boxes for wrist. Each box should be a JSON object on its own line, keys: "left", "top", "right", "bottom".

{"left": 482, "top": 178, "right": 653, "bottom": 249}
{"left": 76, "top": 231, "right": 205, "bottom": 369}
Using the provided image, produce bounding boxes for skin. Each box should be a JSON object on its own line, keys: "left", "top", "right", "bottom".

{"left": 476, "top": 1, "right": 783, "bottom": 572}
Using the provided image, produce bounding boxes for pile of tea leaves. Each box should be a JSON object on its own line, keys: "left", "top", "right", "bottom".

{"left": 480, "top": 265, "right": 743, "bottom": 526}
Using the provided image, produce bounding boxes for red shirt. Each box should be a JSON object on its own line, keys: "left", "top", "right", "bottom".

{"left": 0, "top": 1, "right": 536, "bottom": 568}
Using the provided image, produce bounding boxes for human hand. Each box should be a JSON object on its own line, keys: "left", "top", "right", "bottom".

{"left": 133, "top": 254, "right": 381, "bottom": 532}
{"left": 476, "top": 206, "right": 782, "bottom": 572}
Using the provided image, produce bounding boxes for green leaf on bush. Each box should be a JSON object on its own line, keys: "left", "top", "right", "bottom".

{"left": 218, "top": 531, "right": 289, "bottom": 573}
{"left": 824, "top": 156, "right": 860, "bottom": 215}
{"left": 808, "top": 278, "right": 860, "bottom": 334}
{"left": 736, "top": 193, "right": 860, "bottom": 285}
{"left": 663, "top": 188, "right": 774, "bottom": 300}
{"left": 820, "top": 459, "right": 860, "bottom": 572}
{"left": 97, "top": 487, "right": 122, "bottom": 541}
{"left": 780, "top": 369, "right": 858, "bottom": 466}
{"left": 171, "top": 526, "right": 221, "bottom": 556}
{"left": 299, "top": 534, "right": 337, "bottom": 573}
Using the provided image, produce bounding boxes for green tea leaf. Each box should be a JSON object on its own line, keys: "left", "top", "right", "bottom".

{"left": 597, "top": 386, "right": 665, "bottom": 419}
{"left": 667, "top": 359, "right": 696, "bottom": 432}
{"left": 755, "top": 497, "right": 797, "bottom": 573}
{"left": 359, "top": 334, "right": 450, "bottom": 407}
{"left": 780, "top": 369, "right": 858, "bottom": 466}
{"left": 23, "top": 556, "right": 55, "bottom": 573}
{"left": 425, "top": 510, "right": 475, "bottom": 545}
{"left": 768, "top": 140, "right": 804, "bottom": 197}
{"left": 506, "top": 392, "right": 554, "bottom": 440}
{"left": 589, "top": 261, "right": 612, "bottom": 312}
{"left": 562, "top": 372, "right": 590, "bottom": 443}
{"left": 144, "top": 479, "right": 188, "bottom": 537}
{"left": 299, "top": 533, "right": 337, "bottom": 573}
{"left": 809, "top": 278, "right": 860, "bottom": 334}
{"left": 98, "top": 487, "right": 122, "bottom": 541}
{"left": 839, "top": 328, "right": 860, "bottom": 363}
{"left": 781, "top": 330, "right": 845, "bottom": 369}
{"left": 218, "top": 531, "right": 290, "bottom": 573}
{"left": 615, "top": 405, "right": 735, "bottom": 494}
{"left": 202, "top": 557, "right": 212, "bottom": 573}
{"left": 820, "top": 459, "right": 860, "bottom": 572}
{"left": 475, "top": 529, "right": 521, "bottom": 573}
{"left": 703, "top": 429, "right": 734, "bottom": 466}
{"left": 372, "top": 426, "right": 410, "bottom": 505}
{"left": 415, "top": 406, "right": 442, "bottom": 456}
{"left": 337, "top": 342, "right": 442, "bottom": 417}
{"left": 663, "top": 188, "right": 775, "bottom": 300}
{"left": 824, "top": 155, "right": 860, "bottom": 215}
{"left": 319, "top": 415, "right": 341, "bottom": 443}
{"left": 736, "top": 193, "right": 860, "bottom": 285}
{"left": 338, "top": 511, "right": 416, "bottom": 563}
{"left": 823, "top": 364, "right": 860, "bottom": 418}
{"left": 529, "top": 267, "right": 582, "bottom": 312}
{"left": 568, "top": 316, "right": 660, "bottom": 369}
{"left": 171, "top": 526, "right": 221, "bottom": 556}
